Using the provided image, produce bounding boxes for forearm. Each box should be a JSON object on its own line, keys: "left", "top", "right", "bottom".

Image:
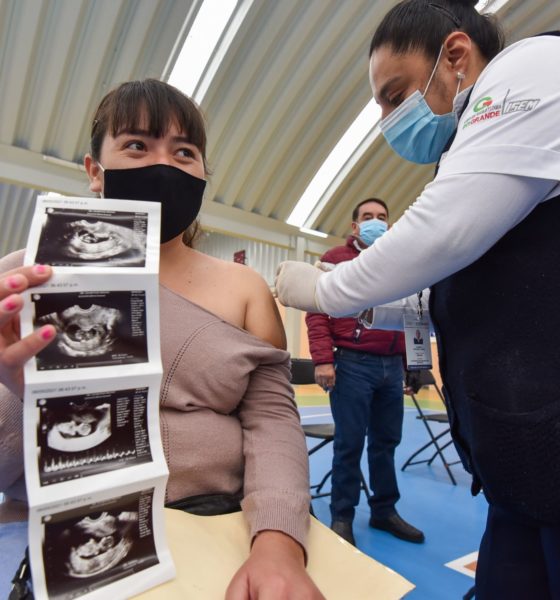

{"left": 239, "top": 363, "right": 310, "bottom": 550}
{"left": 241, "top": 425, "right": 310, "bottom": 549}
{"left": 316, "top": 174, "right": 555, "bottom": 317}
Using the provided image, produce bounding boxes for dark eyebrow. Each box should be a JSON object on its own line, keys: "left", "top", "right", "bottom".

{"left": 114, "top": 129, "right": 195, "bottom": 146}
{"left": 114, "top": 128, "right": 152, "bottom": 137}
{"left": 377, "top": 76, "right": 403, "bottom": 102}
{"left": 170, "top": 135, "right": 195, "bottom": 145}
{"left": 362, "top": 211, "right": 387, "bottom": 219}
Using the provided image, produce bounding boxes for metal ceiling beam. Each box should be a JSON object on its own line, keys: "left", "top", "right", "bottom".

{"left": 0, "top": 144, "right": 89, "bottom": 195}
{"left": 201, "top": 198, "right": 343, "bottom": 253}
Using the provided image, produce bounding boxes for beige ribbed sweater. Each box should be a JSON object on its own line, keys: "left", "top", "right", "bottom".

{"left": 0, "top": 250, "right": 310, "bottom": 550}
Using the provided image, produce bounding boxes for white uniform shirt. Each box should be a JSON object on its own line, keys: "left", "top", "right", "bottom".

{"left": 316, "top": 35, "right": 560, "bottom": 319}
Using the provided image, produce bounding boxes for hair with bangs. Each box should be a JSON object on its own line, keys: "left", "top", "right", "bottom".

{"left": 369, "top": 0, "right": 504, "bottom": 63}
{"left": 89, "top": 79, "right": 207, "bottom": 169}
{"left": 89, "top": 79, "right": 207, "bottom": 247}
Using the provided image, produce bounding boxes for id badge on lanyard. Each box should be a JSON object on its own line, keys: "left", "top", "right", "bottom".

{"left": 403, "top": 291, "right": 432, "bottom": 370}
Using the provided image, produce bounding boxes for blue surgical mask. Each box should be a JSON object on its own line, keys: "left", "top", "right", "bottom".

{"left": 358, "top": 219, "right": 388, "bottom": 246}
{"left": 379, "top": 46, "right": 461, "bottom": 164}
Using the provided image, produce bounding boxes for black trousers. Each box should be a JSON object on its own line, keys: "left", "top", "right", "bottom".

{"left": 476, "top": 504, "right": 560, "bottom": 599}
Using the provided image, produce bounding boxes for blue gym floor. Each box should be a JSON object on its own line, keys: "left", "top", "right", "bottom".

{"left": 300, "top": 405, "right": 488, "bottom": 600}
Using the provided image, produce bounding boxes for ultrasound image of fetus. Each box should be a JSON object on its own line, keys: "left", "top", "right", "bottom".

{"left": 47, "top": 402, "right": 111, "bottom": 452}
{"left": 60, "top": 511, "right": 138, "bottom": 578}
{"left": 40, "top": 305, "right": 121, "bottom": 357}
{"left": 63, "top": 219, "right": 146, "bottom": 262}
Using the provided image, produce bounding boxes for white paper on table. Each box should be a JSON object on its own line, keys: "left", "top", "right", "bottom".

{"left": 135, "top": 509, "right": 415, "bottom": 600}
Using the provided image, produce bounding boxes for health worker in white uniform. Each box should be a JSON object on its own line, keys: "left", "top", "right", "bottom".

{"left": 275, "top": 1, "right": 560, "bottom": 598}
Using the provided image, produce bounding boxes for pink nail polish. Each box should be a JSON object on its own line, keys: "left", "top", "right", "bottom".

{"left": 41, "top": 327, "right": 56, "bottom": 341}
{"left": 3, "top": 299, "right": 17, "bottom": 311}
{"left": 6, "top": 276, "right": 21, "bottom": 290}
{"left": 34, "top": 264, "right": 47, "bottom": 275}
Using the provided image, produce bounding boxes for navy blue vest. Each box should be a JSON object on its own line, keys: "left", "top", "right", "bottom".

{"left": 431, "top": 33, "right": 560, "bottom": 525}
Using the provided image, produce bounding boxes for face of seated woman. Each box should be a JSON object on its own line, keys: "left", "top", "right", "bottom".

{"left": 86, "top": 115, "right": 206, "bottom": 198}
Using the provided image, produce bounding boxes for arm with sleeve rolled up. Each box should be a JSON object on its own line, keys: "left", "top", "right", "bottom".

{"left": 277, "top": 172, "right": 555, "bottom": 317}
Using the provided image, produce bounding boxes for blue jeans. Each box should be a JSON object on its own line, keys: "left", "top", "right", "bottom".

{"left": 0, "top": 520, "right": 28, "bottom": 597}
{"left": 329, "top": 349, "right": 404, "bottom": 522}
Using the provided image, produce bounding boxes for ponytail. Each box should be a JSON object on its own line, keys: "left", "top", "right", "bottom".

{"left": 369, "top": 0, "right": 505, "bottom": 63}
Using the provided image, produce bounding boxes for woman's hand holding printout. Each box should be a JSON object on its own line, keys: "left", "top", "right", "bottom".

{"left": 0, "top": 265, "right": 54, "bottom": 398}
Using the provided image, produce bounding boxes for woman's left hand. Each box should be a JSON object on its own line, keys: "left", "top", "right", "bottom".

{"left": 225, "top": 530, "right": 325, "bottom": 600}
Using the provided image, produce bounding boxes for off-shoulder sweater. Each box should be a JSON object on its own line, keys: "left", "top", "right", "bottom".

{"left": 0, "top": 250, "right": 310, "bottom": 550}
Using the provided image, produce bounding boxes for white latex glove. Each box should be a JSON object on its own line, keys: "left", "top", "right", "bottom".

{"left": 274, "top": 261, "right": 324, "bottom": 312}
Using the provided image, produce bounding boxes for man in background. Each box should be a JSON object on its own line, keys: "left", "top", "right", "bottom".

{"left": 306, "top": 198, "right": 424, "bottom": 546}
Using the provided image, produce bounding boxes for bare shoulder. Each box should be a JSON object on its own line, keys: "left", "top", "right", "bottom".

{"left": 231, "top": 260, "right": 271, "bottom": 290}
{"left": 206, "top": 258, "right": 286, "bottom": 350}
{"left": 180, "top": 251, "right": 285, "bottom": 348}
{"left": 196, "top": 253, "right": 268, "bottom": 289}
{"left": 244, "top": 271, "right": 287, "bottom": 350}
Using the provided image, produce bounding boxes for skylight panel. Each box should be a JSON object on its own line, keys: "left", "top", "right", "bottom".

{"left": 168, "top": 0, "right": 238, "bottom": 100}
{"left": 287, "top": 99, "right": 381, "bottom": 229}
{"left": 476, "top": 0, "right": 511, "bottom": 13}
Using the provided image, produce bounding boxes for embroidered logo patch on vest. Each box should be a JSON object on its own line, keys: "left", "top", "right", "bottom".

{"left": 462, "top": 89, "right": 540, "bottom": 130}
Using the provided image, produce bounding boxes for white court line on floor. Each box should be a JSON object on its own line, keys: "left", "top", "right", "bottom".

{"left": 445, "top": 551, "right": 478, "bottom": 578}
{"left": 299, "top": 407, "right": 419, "bottom": 418}
{"left": 300, "top": 412, "right": 332, "bottom": 420}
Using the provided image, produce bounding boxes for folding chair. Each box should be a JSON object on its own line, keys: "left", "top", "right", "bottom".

{"left": 401, "top": 370, "right": 461, "bottom": 485}
{"left": 291, "top": 358, "right": 371, "bottom": 501}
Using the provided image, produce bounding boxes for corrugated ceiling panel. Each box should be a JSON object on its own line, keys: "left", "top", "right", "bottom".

{"left": 501, "top": 0, "right": 560, "bottom": 42}
{"left": 0, "top": 0, "right": 199, "bottom": 162}
{"left": 0, "top": 0, "right": 199, "bottom": 261}
{"left": 202, "top": 0, "right": 401, "bottom": 226}
{"left": 0, "top": 183, "right": 38, "bottom": 257}
{"left": 1, "top": 0, "right": 558, "bottom": 251}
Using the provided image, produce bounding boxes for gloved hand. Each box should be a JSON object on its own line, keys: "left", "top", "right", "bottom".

{"left": 313, "top": 260, "right": 335, "bottom": 272}
{"left": 274, "top": 261, "right": 324, "bottom": 312}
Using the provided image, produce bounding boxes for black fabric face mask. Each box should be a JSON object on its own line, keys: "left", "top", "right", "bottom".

{"left": 102, "top": 164, "right": 206, "bottom": 243}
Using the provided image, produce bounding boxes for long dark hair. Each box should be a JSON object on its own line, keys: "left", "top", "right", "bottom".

{"left": 369, "top": 0, "right": 504, "bottom": 63}
{"left": 89, "top": 79, "right": 207, "bottom": 247}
